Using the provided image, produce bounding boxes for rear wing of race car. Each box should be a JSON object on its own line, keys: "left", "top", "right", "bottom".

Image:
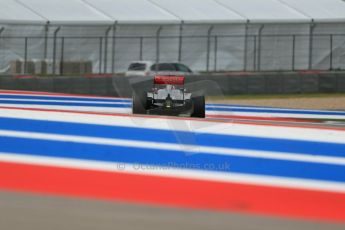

{"left": 154, "top": 75, "right": 185, "bottom": 85}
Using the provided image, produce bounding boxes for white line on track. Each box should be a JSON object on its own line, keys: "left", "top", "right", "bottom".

{"left": 207, "top": 104, "right": 345, "bottom": 114}
{"left": 206, "top": 110, "right": 345, "bottom": 119}
{"left": 0, "top": 104, "right": 129, "bottom": 113}
{"left": 0, "top": 98, "right": 130, "bottom": 104}
{"left": 0, "top": 91, "right": 126, "bottom": 100}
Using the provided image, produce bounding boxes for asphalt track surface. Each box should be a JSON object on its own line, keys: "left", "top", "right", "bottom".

{"left": 1, "top": 191, "right": 344, "bottom": 230}
{"left": 0, "top": 90, "right": 345, "bottom": 229}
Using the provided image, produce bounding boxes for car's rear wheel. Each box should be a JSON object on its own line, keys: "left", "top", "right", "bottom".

{"left": 132, "top": 90, "right": 147, "bottom": 114}
{"left": 191, "top": 96, "right": 205, "bottom": 118}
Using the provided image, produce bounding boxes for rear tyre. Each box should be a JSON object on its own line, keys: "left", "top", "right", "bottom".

{"left": 132, "top": 91, "right": 147, "bottom": 114}
{"left": 191, "top": 96, "right": 205, "bottom": 118}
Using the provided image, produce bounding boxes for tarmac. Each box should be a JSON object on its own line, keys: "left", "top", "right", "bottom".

{"left": 0, "top": 191, "right": 344, "bottom": 230}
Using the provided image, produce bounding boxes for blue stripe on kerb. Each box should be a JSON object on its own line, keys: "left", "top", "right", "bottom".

{"left": 0, "top": 117, "right": 344, "bottom": 158}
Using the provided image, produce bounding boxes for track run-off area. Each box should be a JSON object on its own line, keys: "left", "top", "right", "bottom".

{"left": 0, "top": 90, "right": 345, "bottom": 223}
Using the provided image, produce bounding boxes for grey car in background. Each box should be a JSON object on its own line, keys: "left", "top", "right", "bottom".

{"left": 125, "top": 61, "right": 196, "bottom": 77}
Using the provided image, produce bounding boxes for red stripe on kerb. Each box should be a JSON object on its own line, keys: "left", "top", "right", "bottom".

{"left": 0, "top": 161, "right": 344, "bottom": 223}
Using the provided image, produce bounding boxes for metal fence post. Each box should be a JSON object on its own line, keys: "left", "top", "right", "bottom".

{"left": 243, "top": 22, "right": 249, "bottom": 71}
{"left": 257, "top": 25, "right": 264, "bottom": 71}
{"left": 206, "top": 25, "right": 214, "bottom": 72}
{"left": 308, "top": 22, "right": 316, "bottom": 70}
{"left": 44, "top": 22, "right": 49, "bottom": 59}
{"left": 111, "top": 22, "right": 117, "bottom": 74}
{"left": 292, "top": 35, "right": 296, "bottom": 71}
{"left": 24, "top": 37, "right": 28, "bottom": 74}
{"left": 178, "top": 22, "right": 184, "bottom": 62}
{"left": 0, "top": 27, "right": 4, "bottom": 68}
{"left": 52, "top": 27, "right": 61, "bottom": 75}
{"left": 99, "top": 37, "right": 103, "bottom": 74}
{"left": 330, "top": 34, "right": 333, "bottom": 70}
{"left": 139, "top": 37, "right": 143, "bottom": 61}
{"left": 155, "top": 26, "right": 163, "bottom": 73}
{"left": 60, "top": 37, "right": 64, "bottom": 75}
{"left": 214, "top": 36, "right": 218, "bottom": 72}
{"left": 104, "top": 26, "right": 111, "bottom": 74}
{"left": 253, "top": 35, "right": 257, "bottom": 71}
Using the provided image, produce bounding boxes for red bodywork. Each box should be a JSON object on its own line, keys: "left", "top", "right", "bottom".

{"left": 154, "top": 75, "right": 185, "bottom": 85}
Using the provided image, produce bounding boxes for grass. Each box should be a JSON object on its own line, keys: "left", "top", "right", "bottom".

{"left": 306, "top": 118, "right": 345, "bottom": 123}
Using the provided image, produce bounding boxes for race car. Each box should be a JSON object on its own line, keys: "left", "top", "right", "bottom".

{"left": 132, "top": 75, "right": 205, "bottom": 118}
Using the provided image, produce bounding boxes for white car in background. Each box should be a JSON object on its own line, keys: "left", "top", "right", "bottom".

{"left": 125, "top": 61, "right": 196, "bottom": 77}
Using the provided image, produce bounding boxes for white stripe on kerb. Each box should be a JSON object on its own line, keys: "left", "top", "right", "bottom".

{"left": 0, "top": 108, "right": 344, "bottom": 144}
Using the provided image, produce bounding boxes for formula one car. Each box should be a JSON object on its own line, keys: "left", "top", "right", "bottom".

{"left": 132, "top": 75, "right": 205, "bottom": 118}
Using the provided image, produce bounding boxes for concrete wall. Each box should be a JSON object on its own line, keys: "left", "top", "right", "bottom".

{"left": 1, "top": 72, "right": 345, "bottom": 97}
